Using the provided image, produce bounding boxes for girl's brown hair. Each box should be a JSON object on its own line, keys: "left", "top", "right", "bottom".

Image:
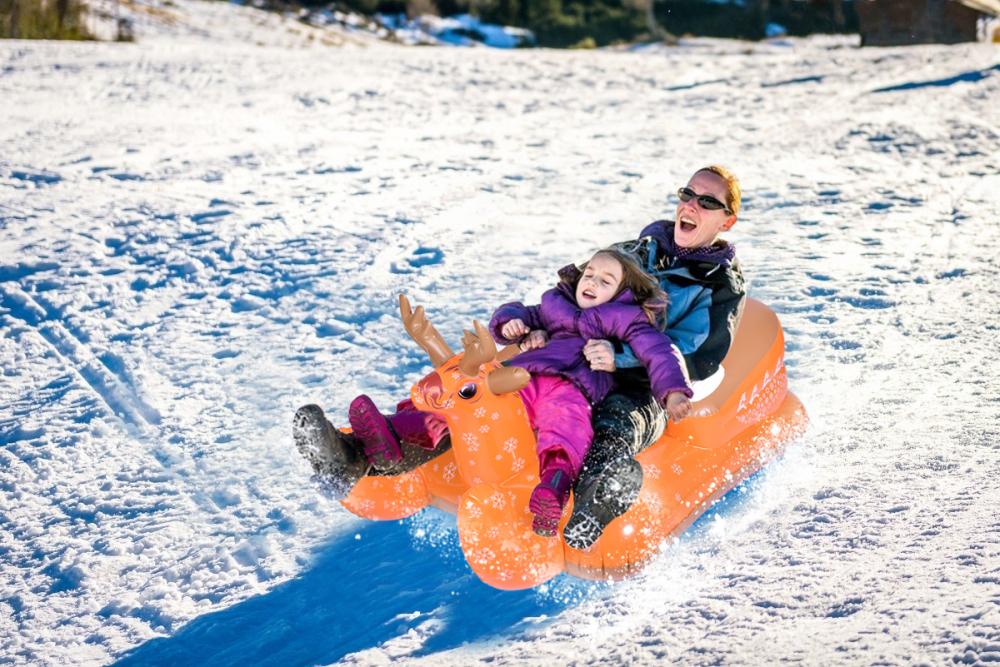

{"left": 566, "top": 248, "right": 667, "bottom": 325}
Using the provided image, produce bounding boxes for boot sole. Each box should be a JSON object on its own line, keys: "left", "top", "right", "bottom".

{"left": 293, "top": 404, "right": 367, "bottom": 498}
{"left": 563, "top": 457, "right": 643, "bottom": 551}
{"left": 529, "top": 485, "right": 564, "bottom": 537}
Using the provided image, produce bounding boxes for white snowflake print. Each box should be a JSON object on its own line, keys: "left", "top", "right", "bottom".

{"left": 465, "top": 501, "right": 483, "bottom": 519}
{"left": 474, "top": 547, "right": 496, "bottom": 564}
{"left": 488, "top": 493, "right": 506, "bottom": 510}
{"left": 474, "top": 407, "right": 487, "bottom": 418}
{"left": 491, "top": 412, "right": 500, "bottom": 421}
{"left": 499, "top": 538, "right": 520, "bottom": 553}
{"left": 442, "top": 462, "right": 458, "bottom": 483}
{"left": 503, "top": 437, "right": 518, "bottom": 453}
{"left": 645, "top": 493, "right": 664, "bottom": 516}
{"left": 511, "top": 456, "right": 525, "bottom": 473}
{"left": 671, "top": 463, "right": 683, "bottom": 475}
{"left": 479, "top": 424, "right": 490, "bottom": 434}
{"left": 462, "top": 432, "right": 480, "bottom": 452}
{"left": 645, "top": 463, "right": 661, "bottom": 479}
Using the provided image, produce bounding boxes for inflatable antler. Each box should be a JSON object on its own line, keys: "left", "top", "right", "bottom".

{"left": 459, "top": 320, "right": 529, "bottom": 394}
{"left": 459, "top": 321, "right": 496, "bottom": 376}
{"left": 400, "top": 294, "right": 454, "bottom": 367}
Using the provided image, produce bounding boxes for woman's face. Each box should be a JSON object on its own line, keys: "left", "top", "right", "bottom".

{"left": 674, "top": 170, "right": 737, "bottom": 248}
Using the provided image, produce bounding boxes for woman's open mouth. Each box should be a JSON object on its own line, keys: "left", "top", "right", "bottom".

{"left": 679, "top": 217, "right": 697, "bottom": 232}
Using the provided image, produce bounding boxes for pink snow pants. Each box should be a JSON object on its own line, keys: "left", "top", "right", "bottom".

{"left": 388, "top": 374, "right": 593, "bottom": 477}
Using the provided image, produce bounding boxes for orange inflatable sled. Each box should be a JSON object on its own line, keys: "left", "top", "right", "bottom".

{"left": 341, "top": 295, "right": 808, "bottom": 590}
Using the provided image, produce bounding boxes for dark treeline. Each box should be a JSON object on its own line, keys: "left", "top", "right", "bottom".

{"left": 658, "top": 0, "right": 857, "bottom": 41}
{"left": 0, "top": 0, "right": 857, "bottom": 46}
{"left": 1, "top": 0, "right": 94, "bottom": 38}
{"left": 325, "top": 0, "right": 857, "bottom": 46}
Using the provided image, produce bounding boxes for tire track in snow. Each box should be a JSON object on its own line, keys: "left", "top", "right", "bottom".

{"left": 1, "top": 281, "right": 247, "bottom": 518}
{"left": 0, "top": 284, "right": 162, "bottom": 431}
{"left": 1, "top": 278, "right": 268, "bottom": 516}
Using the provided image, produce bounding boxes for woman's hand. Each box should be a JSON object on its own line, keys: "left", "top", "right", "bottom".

{"left": 501, "top": 318, "right": 529, "bottom": 340}
{"left": 520, "top": 330, "right": 549, "bottom": 351}
{"left": 665, "top": 391, "right": 692, "bottom": 422}
{"left": 584, "top": 339, "right": 616, "bottom": 372}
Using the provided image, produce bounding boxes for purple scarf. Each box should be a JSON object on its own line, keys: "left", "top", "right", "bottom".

{"left": 637, "top": 220, "right": 736, "bottom": 267}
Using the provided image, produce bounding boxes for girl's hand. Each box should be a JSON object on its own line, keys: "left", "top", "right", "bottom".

{"left": 583, "top": 339, "right": 616, "bottom": 372}
{"left": 520, "top": 330, "right": 549, "bottom": 351}
{"left": 665, "top": 392, "right": 692, "bottom": 422}
{"left": 501, "top": 318, "right": 529, "bottom": 340}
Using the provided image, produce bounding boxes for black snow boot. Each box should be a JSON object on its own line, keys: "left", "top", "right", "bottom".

{"left": 293, "top": 404, "right": 369, "bottom": 499}
{"left": 563, "top": 457, "right": 643, "bottom": 551}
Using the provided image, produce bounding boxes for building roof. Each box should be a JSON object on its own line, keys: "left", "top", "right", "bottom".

{"left": 957, "top": 0, "right": 1000, "bottom": 15}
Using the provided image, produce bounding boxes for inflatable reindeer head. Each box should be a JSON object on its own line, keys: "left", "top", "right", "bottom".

{"left": 399, "top": 295, "right": 535, "bottom": 486}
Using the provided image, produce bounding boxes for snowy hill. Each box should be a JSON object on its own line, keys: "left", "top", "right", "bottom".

{"left": 2, "top": 2, "right": 999, "bottom": 664}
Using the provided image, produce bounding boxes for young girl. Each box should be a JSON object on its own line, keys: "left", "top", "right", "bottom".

{"left": 489, "top": 248, "right": 693, "bottom": 536}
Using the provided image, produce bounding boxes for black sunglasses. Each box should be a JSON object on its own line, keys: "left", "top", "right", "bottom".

{"left": 677, "top": 187, "right": 731, "bottom": 214}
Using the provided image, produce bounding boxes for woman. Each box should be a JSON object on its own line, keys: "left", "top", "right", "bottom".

{"left": 293, "top": 165, "right": 746, "bottom": 551}
{"left": 562, "top": 165, "right": 746, "bottom": 549}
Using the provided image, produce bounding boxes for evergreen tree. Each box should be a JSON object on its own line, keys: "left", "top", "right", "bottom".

{"left": 1, "top": 0, "right": 94, "bottom": 39}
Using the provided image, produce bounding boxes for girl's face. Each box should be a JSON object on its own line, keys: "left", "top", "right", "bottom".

{"left": 576, "top": 253, "right": 623, "bottom": 309}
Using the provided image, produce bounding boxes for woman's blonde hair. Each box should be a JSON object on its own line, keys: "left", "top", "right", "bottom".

{"left": 566, "top": 248, "right": 667, "bottom": 325}
{"left": 695, "top": 165, "right": 741, "bottom": 217}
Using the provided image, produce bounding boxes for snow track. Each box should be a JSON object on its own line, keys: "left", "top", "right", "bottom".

{"left": 1, "top": 284, "right": 161, "bottom": 429}
{"left": 3, "top": 5, "right": 1000, "bottom": 664}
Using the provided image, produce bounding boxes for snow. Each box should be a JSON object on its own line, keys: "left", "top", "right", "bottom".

{"left": 2, "top": 1, "right": 999, "bottom": 664}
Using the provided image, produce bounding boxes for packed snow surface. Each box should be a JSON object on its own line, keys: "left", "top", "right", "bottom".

{"left": 2, "top": 2, "right": 999, "bottom": 664}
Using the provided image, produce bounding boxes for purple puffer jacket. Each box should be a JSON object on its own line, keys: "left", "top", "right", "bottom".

{"left": 489, "top": 274, "right": 692, "bottom": 406}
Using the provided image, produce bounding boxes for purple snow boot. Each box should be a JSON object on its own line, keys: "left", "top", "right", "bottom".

{"left": 529, "top": 455, "right": 576, "bottom": 537}
{"left": 348, "top": 395, "right": 405, "bottom": 470}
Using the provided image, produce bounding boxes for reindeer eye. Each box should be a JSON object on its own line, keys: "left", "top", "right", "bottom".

{"left": 458, "top": 382, "right": 478, "bottom": 399}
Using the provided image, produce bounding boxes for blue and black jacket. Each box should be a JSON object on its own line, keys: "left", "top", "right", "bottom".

{"left": 611, "top": 220, "right": 746, "bottom": 383}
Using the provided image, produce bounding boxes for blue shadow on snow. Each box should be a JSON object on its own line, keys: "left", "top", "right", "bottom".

{"left": 113, "top": 515, "right": 572, "bottom": 667}
{"left": 114, "top": 465, "right": 779, "bottom": 666}
{"left": 872, "top": 64, "right": 1000, "bottom": 93}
